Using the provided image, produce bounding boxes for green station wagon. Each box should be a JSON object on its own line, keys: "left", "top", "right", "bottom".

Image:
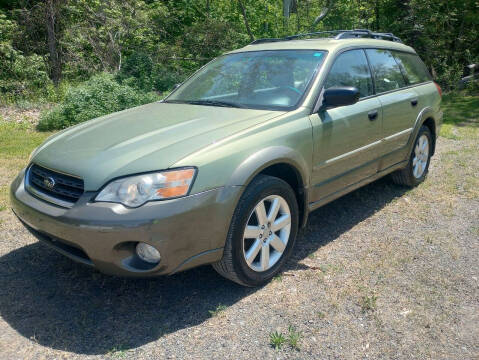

{"left": 10, "top": 30, "right": 442, "bottom": 286}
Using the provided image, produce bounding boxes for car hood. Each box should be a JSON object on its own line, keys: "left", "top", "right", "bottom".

{"left": 33, "top": 102, "right": 283, "bottom": 191}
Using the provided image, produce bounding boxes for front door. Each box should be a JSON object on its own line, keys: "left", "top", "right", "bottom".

{"left": 310, "top": 49, "right": 383, "bottom": 202}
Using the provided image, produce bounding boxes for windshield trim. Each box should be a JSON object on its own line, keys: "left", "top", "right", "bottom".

{"left": 164, "top": 49, "right": 329, "bottom": 112}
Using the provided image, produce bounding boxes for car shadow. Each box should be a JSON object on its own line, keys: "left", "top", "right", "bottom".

{"left": 0, "top": 177, "right": 408, "bottom": 355}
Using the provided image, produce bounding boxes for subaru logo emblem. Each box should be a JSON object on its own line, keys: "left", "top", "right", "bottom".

{"left": 43, "top": 177, "right": 56, "bottom": 189}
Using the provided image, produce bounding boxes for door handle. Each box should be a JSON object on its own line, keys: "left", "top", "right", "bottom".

{"left": 368, "top": 110, "right": 379, "bottom": 121}
{"left": 411, "top": 98, "right": 418, "bottom": 107}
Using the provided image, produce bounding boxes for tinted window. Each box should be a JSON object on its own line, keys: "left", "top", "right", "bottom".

{"left": 324, "top": 49, "right": 373, "bottom": 98}
{"left": 365, "top": 49, "right": 406, "bottom": 93}
{"left": 392, "top": 51, "right": 432, "bottom": 84}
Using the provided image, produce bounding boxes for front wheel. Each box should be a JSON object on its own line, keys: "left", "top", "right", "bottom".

{"left": 213, "top": 175, "right": 299, "bottom": 286}
{"left": 391, "top": 125, "right": 432, "bottom": 187}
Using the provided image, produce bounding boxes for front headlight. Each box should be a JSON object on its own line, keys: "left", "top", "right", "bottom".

{"left": 95, "top": 168, "right": 196, "bottom": 207}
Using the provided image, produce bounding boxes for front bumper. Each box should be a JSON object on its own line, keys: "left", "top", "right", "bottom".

{"left": 10, "top": 169, "right": 242, "bottom": 277}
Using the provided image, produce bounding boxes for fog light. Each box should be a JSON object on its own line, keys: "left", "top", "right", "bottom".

{"left": 136, "top": 242, "right": 161, "bottom": 264}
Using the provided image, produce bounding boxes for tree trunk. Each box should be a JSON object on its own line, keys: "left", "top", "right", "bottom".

{"left": 311, "top": 0, "right": 333, "bottom": 30}
{"left": 283, "top": 0, "right": 291, "bottom": 30}
{"left": 46, "top": 0, "right": 61, "bottom": 86}
{"left": 238, "top": 0, "right": 254, "bottom": 42}
{"left": 296, "top": 1, "right": 301, "bottom": 32}
{"left": 375, "top": 0, "right": 380, "bottom": 31}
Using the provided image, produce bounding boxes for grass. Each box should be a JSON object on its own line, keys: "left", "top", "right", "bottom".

{"left": 269, "top": 326, "right": 302, "bottom": 350}
{"left": 269, "top": 331, "right": 287, "bottom": 350}
{"left": 273, "top": 274, "right": 283, "bottom": 282}
{"left": 441, "top": 92, "right": 479, "bottom": 126}
{"left": 107, "top": 346, "right": 128, "bottom": 359}
{"left": 208, "top": 304, "right": 227, "bottom": 317}
{"left": 440, "top": 93, "right": 479, "bottom": 140}
{"left": 0, "top": 121, "right": 52, "bottom": 211}
{"left": 287, "top": 325, "right": 302, "bottom": 350}
{"left": 0, "top": 121, "right": 51, "bottom": 158}
{"left": 360, "top": 294, "right": 378, "bottom": 313}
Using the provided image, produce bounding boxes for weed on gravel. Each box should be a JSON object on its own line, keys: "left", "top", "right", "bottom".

{"left": 208, "top": 304, "right": 227, "bottom": 317}
{"left": 269, "top": 331, "right": 287, "bottom": 350}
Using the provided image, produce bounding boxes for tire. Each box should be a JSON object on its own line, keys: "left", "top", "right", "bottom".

{"left": 391, "top": 125, "right": 432, "bottom": 187}
{"left": 213, "top": 175, "right": 299, "bottom": 287}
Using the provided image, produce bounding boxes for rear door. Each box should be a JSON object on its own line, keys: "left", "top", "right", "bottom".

{"left": 310, "top": 49, "right": 383, "bottom": 202}
{"left": 365, "top": 49, "right": 422, "bottom": 163}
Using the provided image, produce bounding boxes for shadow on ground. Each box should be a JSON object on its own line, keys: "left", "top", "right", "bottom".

{"left": 0, "top": 178, "right": 407, "bottom": 355}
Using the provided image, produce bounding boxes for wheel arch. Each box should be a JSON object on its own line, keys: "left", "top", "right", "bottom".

{"left": 226, "top": 146, "right": 310, "bottom": 228}
{"left": 422, "top": 117, "right": 437, "bottom": 155}
{"left": 409, "top": 107, "right": 438, "bottom": 157}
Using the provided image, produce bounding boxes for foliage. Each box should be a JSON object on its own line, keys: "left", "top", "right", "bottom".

{"left": 208, "top": 304, "right": 227, "bottom": 317}
{"left": 269, "top": 326, "right": 302, "bottom": 350}
{"left": 116, "top": 52, "right": 184, "bottom": 93}
{"left": 0, "top": 11, "right": 52, "bottom": 103}
{"left": 269, "top": 330, "right": 287, "bottom": 350}
{"left": 360, "top": 294, "right": 378, "bottom": 313}
{"left": 287, "top": 325, "right": 302, "bottom": 350}
{"left": 37, "top": 73, "right": 158, "bottom": 131}
{"left": 1, "top": 0, "right": 478, "bottom": 103}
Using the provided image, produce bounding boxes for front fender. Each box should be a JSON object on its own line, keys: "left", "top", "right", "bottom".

{"left": 225, "top": 145, "right": 311, "bottom": 228}
{"left": 226, "top": 145, "right": 310, "bottom": 188}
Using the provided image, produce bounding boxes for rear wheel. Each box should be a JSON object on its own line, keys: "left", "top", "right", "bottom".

{"left": 213, "top": 175, "right": 299, "bottom": 286}
{"left": 391, "top": 125, "right": 432, "bottom": 187}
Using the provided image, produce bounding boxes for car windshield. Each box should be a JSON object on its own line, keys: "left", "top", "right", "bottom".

{"left": 165, "top": 50, "right": 326, "bottom": 111}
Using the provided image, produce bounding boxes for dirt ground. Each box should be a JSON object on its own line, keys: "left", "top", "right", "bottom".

{"left": 0, "top": 103, "right": 478, "bottom": 359}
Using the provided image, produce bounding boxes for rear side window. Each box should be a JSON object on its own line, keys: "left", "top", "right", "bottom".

{"left": 365, "top": 49, "right": 406, "bottom": 93}
{"left": 392, "top": 52, "right": 432, "bottom": 84}
{"left": 324, "top": 49, "right": 373, "bottom": 98}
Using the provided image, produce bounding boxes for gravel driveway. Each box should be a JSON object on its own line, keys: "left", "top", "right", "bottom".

{"left": 1, "top": 129, "right": 478, "bottom": 359}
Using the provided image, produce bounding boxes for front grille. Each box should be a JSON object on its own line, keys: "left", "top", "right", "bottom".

{"left": 27, "top": 164, "right": 84, "bottom": 204}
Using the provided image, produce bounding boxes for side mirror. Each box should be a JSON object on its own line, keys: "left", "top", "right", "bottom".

{"left": 322, "top": 87, "right": 360, "bottom": 109}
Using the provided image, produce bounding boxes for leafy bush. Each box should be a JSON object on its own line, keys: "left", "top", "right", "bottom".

{"left": 116, "top": 52, "right": 185, "bottom": 93}
{"left": 0, "top": 12, "right": 52, "bottom": 103}
{"left": 37, "top": 73, "right": 159, "bottom": 131}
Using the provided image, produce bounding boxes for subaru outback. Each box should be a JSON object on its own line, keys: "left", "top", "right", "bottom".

{"left": 10, "top": 30, "right": 442, "bottom": 286}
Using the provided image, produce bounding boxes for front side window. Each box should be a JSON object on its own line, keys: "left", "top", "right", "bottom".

{"left": 166, "top": 50, "right": 327, "bottom": 110}
{"left": 323, "top": 49, "right": 373, "bottom": 98}
{"left": 392, "top": 51, "right": 432, "bottom": 85}
{"left": 365, "top": 49, "right": 406, "bottom": 93}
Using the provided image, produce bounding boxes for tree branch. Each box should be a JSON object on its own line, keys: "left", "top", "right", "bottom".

{"left": 311, "top": 0, "right": 333, "bottom": 30}
{"left": 237, "top": 0, "right": 254, "bottom": 42}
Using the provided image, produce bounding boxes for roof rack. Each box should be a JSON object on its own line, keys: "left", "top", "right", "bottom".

{"left": 250, "top": 29, "right": 402, "bottom": 45}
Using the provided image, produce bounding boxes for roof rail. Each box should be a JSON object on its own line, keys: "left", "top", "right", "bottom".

{"left": 250, "top": 29, "right": 402, "bottom": 45}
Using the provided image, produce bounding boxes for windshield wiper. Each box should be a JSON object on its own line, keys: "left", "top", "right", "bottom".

{"left": 166, "top": 99, "right": 245, "bottom": 108}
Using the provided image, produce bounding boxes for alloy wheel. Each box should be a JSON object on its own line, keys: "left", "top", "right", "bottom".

{"left": 413, "top": 134, "right": 429, "bottom": 179}
{"left": 242, "top": 195, "right": 291, "bottom": 272}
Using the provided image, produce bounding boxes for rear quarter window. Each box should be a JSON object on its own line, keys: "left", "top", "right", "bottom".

{"left": 392, "top": 52, "right": 432, "bottom": 85}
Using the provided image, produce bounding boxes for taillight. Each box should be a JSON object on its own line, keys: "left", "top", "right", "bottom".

{"left": 434, "top": 82, "right": 442, "bottom": 97}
